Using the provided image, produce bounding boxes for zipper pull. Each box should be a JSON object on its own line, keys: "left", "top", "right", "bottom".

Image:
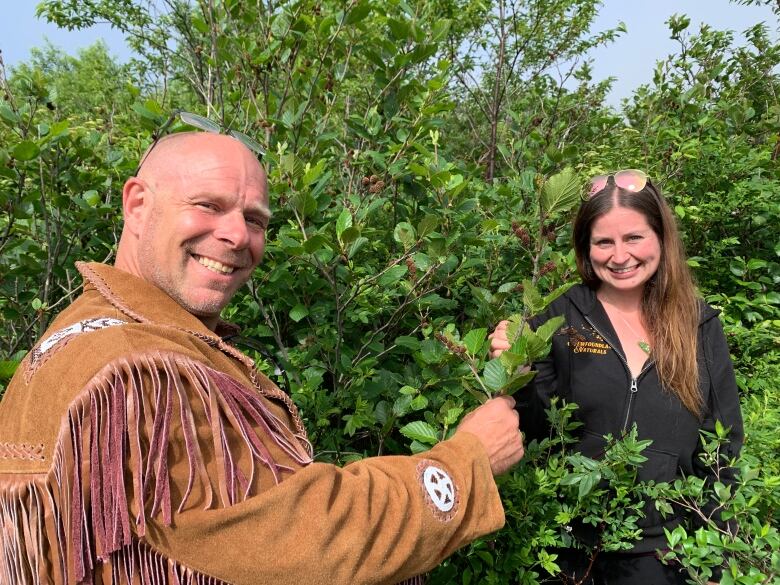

{"left": 630, "top": 378, "right": 638, "bottom": 393}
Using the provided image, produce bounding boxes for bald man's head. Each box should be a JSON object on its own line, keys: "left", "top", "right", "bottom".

{"left": 115, "top": 133, "right": 269, "bottom": 330}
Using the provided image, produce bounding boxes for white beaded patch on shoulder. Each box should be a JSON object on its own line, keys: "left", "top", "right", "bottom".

{"left": 25, "top": 317, "right": 127, "bottom": 381}
{"left": 37, "top": 318, "right": 127, "bottom": 355}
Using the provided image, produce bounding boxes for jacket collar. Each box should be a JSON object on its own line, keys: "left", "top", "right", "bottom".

{"left": 76, "top": 262, "right": 240, "bottom": 340}
{"left": 564, "top": 282, "right": 720, "bottom": 326}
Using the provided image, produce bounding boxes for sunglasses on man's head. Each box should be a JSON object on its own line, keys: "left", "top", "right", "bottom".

{"left": 587, "top": 169, "right": 648, "bottom": 199}
{"left": 134, "top": 110, "right": 265, "bottom": 176}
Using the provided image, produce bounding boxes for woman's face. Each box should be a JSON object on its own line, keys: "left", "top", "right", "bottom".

{"left": 588, "top": 206, "right": 661, "bottom": 296}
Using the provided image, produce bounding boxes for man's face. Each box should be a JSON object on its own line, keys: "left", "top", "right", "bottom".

{"left": 135, "top": 136, "right": 268, "bottom": 325}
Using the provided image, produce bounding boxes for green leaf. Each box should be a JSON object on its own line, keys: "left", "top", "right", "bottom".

{"left": 387, "top": 18, "right": 411, "bottom": 41}
{"left": 12, "top": 141, "right": 40, "bottom": 161}
{"left": 347, "top": 236, "right": 369, "bottom": 258}
{"left": 535, "top": 315, "right": 566, "bottom": 343}
{"left": 578, "top": 470, "right": 600, "bottom": 498}
{"left": 431, "top": 18, "right": 451, "bottom": 41}
{"left": 543, "top": 282, "right": 576, "bottom": 307}
{"left": 289, "top": 304, "right": 309, "bottom": 322}
{"left": 419, "top": 339, "right": 446, "bottom": 364}
{"left": 443, "top": 406, "right": 464, "bottom": 426}
{"left": 339, "top": 226, "right": 360, "bottom": 245}
{"left": 336, "top": 209, "right": 353, "bottom": 239}
{"left": 409, "top": 440, "right": 429, "bottom": 454}
{"left": 0, "top": 360, "right": 20, "bottom": 380}
{"left": 345, "top": 1, "right": 371, "bottom": 24}
{"left": 393, "top": 222, "right": 416, "bottom": 249}
{"left": 501, "top": 370, "right": 536, "bottom": 395}
{"left": 498, "top": 350, "right": 526, "bottom": 369}
{"left": 191, "top": 15, "right": 209, "bottom": 34}
{"left": 303, "top": 160, "right": 326, "bottom": 186}
{"left": 524, "top": 331, "right": 548, "bottom": 362}
{"left": 463, "top": 328, "right": 487, "bottom": 356}
{"left": 400, "top": 421, "right": 439, "bottom": 445}
{"left": 446, "top": 174, "right": 464, "bottom": 192}
{"left": 394, "top": 336, "right": 419, "bottom": 350}
{"left": 82, "top": 190, "right": 101, "bottom": 206}
{"left": 393, "top": 394, "right": 413, "bottom": 417}
{"left": 417, "top": 215, "right": 438, "bottom": 238}
{"left": 541, "top": 167, "right": 581, "bottom": 216}
{"left": 303, "top": 234, "right": 332, "bottom": 254}
{"left": 522, "top": 280, "right": 544, "bottom": 314}
{"left": 483, "top": 359, "right": 508, "bottom": 392}
{"left": 0, "top": 105, "right": 21, "bottom": 125}
{"left": 410, "top": 394, "right": 429, "bottom": 410}
{"left": 132, "top": 102, "right": 161, "bottom": 122}
{"left": 378, "top": 264, "right": 408, "bottom": 286}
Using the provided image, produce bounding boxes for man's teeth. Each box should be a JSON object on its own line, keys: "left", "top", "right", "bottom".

{"left": 196, "top": 256, "right": 235, "bottom": 274}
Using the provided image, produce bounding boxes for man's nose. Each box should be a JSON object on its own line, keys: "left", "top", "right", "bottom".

{"left": 214, "top": 211, "right": 251, "bottom": 249}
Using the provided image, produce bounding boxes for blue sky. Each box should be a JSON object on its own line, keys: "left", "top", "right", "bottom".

{"left": 1, "top": 1, "right": 777, "bottom": 106}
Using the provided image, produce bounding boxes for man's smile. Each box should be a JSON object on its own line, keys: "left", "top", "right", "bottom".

{"left": 193, "top": 254, "right": 237, "bottom": 274}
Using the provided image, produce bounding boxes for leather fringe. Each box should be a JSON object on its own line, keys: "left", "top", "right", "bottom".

{"left": 397, "top": 576, "right": 427, "bottom": 585}
{"left": 1, "top": 351, "right": 313, "bottom": 584}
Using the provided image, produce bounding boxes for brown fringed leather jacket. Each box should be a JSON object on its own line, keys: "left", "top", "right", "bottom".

{"left": 0, "top": 263, "right": 504, "bottom": 585}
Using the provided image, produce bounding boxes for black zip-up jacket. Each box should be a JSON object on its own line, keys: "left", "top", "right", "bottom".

{"left": 517, "top": 284, "right": 744, "bottom": 554}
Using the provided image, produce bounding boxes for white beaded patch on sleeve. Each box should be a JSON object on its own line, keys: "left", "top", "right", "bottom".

{"left": 416, "top": 460, "right": 459, "bottom": 522}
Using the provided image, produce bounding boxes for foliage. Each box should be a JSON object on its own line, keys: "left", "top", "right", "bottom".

{"left": 431, "top": 400, "right": 653, "bottom": 584}
{"left": 1, "top": 0, "right": 779, "bottom": 582}
{"left": 0, "top": 43, "right": 135, "bottom": 369}
{"left": 654, "top": 425, "right": 780, "bottom": 584}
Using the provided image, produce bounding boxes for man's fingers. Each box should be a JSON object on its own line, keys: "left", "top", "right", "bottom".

{"left": 456, "top": 395, "right": 524, "bottom": 476}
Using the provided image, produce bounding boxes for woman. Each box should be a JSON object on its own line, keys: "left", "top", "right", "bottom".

{"left": 490, "top": 170, "right": 743, "bottom": 584}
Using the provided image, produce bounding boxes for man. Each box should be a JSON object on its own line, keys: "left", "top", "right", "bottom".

{"left": 0, "top": 133, "right": 524, "bottom": 585}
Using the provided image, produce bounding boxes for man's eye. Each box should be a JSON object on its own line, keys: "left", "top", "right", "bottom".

{"left": 196, "top": 202, "right": 219, "bottom": 211}
{"left": 248, "top": 217, "right": 267, "bottom": 229}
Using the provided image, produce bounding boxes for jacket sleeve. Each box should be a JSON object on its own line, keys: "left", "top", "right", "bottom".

{"left": 691, "top": 317, "right": 744, "bottom": 524}
{"left": 51, "top": 350, "right": 503, "bottom": 585}
{"left": 153, "top": 431, "right": 503, "bottom": 585}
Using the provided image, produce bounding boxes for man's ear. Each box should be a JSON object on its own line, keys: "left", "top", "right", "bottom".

{"left": 122, "top": 177, "right": 152, "bottom": 236}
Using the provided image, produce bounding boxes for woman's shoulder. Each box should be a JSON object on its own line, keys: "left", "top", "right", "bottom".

{"left": 548, "top": 283, "right": 595, "bottom": 312}
{"left": 697, "top": 298, "right": 722, "bottom": 327}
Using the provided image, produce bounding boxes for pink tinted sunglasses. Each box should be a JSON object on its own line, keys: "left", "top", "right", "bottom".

{"left": 588, "top": 169, "right": 648, "bottom": 198}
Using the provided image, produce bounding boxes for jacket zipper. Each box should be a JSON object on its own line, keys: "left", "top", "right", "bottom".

{"left": 584, "top": 316, "right": 653, "bottom": 432}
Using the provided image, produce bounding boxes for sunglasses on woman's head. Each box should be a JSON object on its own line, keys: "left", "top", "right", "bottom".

{"left": 587, "top": 169, "right": 648, "bottom": 198}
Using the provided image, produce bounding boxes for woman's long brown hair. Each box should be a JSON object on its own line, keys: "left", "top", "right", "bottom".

{"left": 573, "top": 180, "right": 703, "bottom": 418}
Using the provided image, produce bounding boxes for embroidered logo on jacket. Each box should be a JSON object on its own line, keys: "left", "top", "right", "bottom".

{"left": 561, "top": 325, "right": 610, "bottom": 355}
{"left": 573, "top": 340, "right": 610, "bottom": 355}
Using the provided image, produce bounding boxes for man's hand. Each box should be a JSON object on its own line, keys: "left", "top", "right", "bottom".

{"left": 456, "top": 395, "right": 524, "bottom": 475}
{"left": 488, "top": 320, "right": 511, "bottom": 359}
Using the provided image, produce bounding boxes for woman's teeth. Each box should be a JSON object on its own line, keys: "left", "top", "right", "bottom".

{"left": 610, "top": 265, "right": 637, "bottom": 273}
